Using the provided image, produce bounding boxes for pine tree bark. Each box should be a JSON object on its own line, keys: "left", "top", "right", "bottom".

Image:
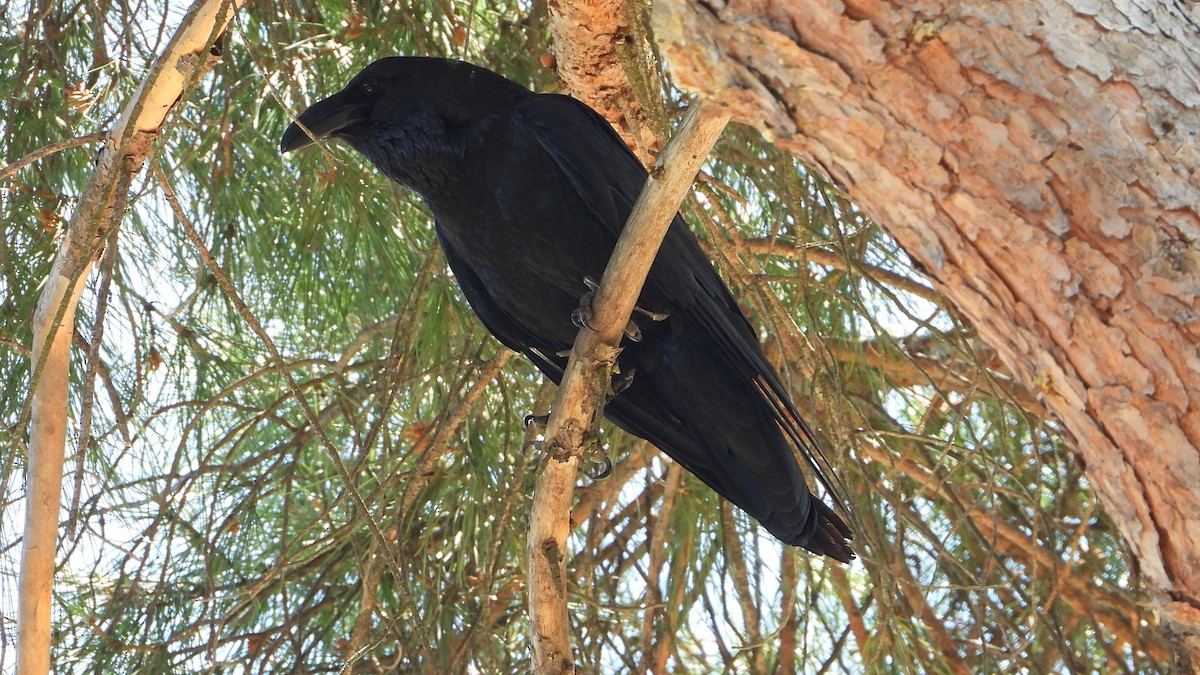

{"left": 651, "top": 0, "right": 1200, "bottom": 664}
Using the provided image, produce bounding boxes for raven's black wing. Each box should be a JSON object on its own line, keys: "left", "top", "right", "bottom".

{"left": 511, "top": 95, "right": 852, "bottom": 557}
{"left": 436, "top": 224, "right": 568, "bottom": 381}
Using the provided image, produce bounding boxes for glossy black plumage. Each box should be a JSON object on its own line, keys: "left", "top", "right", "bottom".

{"left": 281, "top": 57, "right": 854, "bottom": 561}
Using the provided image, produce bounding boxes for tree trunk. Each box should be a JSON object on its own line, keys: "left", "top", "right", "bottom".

{"left": 652, "top": 0, "right": 1200, "bottom": 664}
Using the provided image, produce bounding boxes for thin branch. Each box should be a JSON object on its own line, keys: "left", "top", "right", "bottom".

{"left": 641, "top": 463, "right": 682, "bottom": 673}
{"left": 823, "top": 338, "right": 1048, "bottom": 417}
{"left": 859, "top": 439, "right": 1167, "bottom": 661}
{"left": 17, "top": 3, "right": 243, "bottom": 673}
{"left": 396, "top": 350, "right": 513, "bottom": 519}
{"left": 526, "top": 98, "right": 732, "bottom": 674}
{"left": 889, "top": 549, "right": 970, "bottom": 675}
{"left": 778, "top": 548, "right": 800, "bottom": 674}
{"left": 829, "top": 564, "right": 869, "bottom": 659}
{"left": 66, "top": 225, "right": 119, "bottom": 540}
{"left": 719, "top": 508, "right": 765, "bottom": 673}
{"left": 740, "top": 237, "right": 942, "bottom": 304}
{"left": 156, "top": 162, "right": 436, "bottom": 662}
{"left": 570, "top": 440, "right": 653, "bottom": 529}
{"left": 0, "top": 132, "right": 107, "bottom": 182}
{"left": 450, "top": 380, "right": 554, "bottom": 672}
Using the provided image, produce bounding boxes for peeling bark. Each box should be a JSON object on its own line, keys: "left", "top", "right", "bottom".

{"left": 547, "top": 0, "right": 659, "bottom": 156}
{"left": 652, "top": 0, "right": 1200, "bottom": 663}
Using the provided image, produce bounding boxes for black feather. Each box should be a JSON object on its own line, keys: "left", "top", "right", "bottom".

{"left": 282, "top": 57, "right": 854, "bottom": 561}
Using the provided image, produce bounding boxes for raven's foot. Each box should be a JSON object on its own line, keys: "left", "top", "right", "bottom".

{"left": 571, "top": 277, "right": 602, "bottom": 331}
{"left": 622, "top": 319, "right": 643, "bottom": 343}
{"left": 523, "top": 415, "right": 548, "bottom": 457}
{"left": 571, "top": 276, "right": 657, "bottom": 343}
{"left": 585, "top": 447, "right": 613, "bottom": 480}
{"left": 633, "top": 306, "right": 670, "bottom": 322}
{"left": 524, "top": 413, "right": 549, "bottom": 430}
{"left": 610, "top": 364, "right": 636, "bottom": 398}
{"left": 624, "top": 306, "right": 670, "bottom": 342}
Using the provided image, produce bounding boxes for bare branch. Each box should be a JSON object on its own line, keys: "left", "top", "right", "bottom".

{"left": 740, "top": 237, "right": 941, "bottom": 305}
{"left": 18, "top": 2, "right": 243, "bottom": 672}
{"left": 526, "top": 99, "right": 732, "bottom": 673}
{"left": 0, "top": 132, "right": 106, "bottom": 182}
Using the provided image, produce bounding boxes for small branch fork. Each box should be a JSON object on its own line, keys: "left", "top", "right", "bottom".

{"left": 526, "top": 99, "right": 731, "bottom": 674}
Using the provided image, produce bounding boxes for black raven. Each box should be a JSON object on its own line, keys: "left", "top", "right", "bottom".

{"left": 281, "top": 57, "right": 854, "bottom": 561}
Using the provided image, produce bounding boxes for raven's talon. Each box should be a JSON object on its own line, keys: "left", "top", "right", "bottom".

{"left": 611, "top": 365, "right": 636, "bottom": 397}
{"left": 634, "top": 306, "right": 669, "bottom": 322}
{"left": 524, "top": 413, "right": 549, "bottom": 430}
{"left": 572, "top": 276, "right": 602, "bottom": 331}
{"left": 624, "top": 319, "right": 642, "bottom": 342}
{"left": 586, "top": 453, "right": 613, "bottom": 480}
{"left": 571, "top": 307, "right": 594, "bottom": 331}
{"left": 624, "top": 305, "right": 666, "bottom": 341}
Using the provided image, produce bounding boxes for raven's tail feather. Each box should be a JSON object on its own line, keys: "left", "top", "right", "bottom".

{"left": 760, "top": 493, "right": 855, "bottom": 563}
{"left": 805, "top": 497, "right": 855, "bottom": 563}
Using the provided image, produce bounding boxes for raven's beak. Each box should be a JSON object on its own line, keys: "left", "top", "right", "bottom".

{"left": 280, "top": 91, "right": 363, "bottom": 153}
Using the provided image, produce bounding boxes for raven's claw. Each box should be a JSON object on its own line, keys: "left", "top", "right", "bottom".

{"left": 624, "top": 319, "right": 642, "bottom": 342}
{"left": 624, "top": 306, "right": 668, "bottom": 341}
{"left": 571, "top": 307, "right": 593, "bottom": 331}
{"left": 571, "top": 276, "right": 601, "bottom": 331}
{"left": 586, "top": 451, "right": 613, "bottom": 480}
{"left": 611, "top": 364, "right": 636, "bottom": 397}
{"left": 634, "top": 306, "right": 670, "bottom": 322}
{"left": 524, "top": 413, "right": 549, "bottom": 430}
{"left": 573, "top": 276, "right": 666, "bottom": 342}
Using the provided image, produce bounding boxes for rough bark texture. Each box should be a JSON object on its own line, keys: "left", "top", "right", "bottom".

{"left": 652, "top": 0, "right": 1200, "bottom": 663}
{"left": 547, "top": 0, "right": 658, "bottom": 156}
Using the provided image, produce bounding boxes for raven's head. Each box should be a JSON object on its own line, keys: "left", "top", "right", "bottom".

{"left": 281, "top": 57, "right": 531, "bottom": 196}
{"left": 279, "top": 57, "right": 530, "bottom": 155}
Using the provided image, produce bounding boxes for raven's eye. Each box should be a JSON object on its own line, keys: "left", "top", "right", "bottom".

{"left": 359, "top": 81, "right": 377, "bottom": 96}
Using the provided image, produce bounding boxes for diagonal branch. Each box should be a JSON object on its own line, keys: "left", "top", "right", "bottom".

{"left": 18, "top": 2, "right": 244, "bottom": 673}
{"left": 738, "top": 237, "right": 942, "bottom": 305}
{"left": 0, "top": 132, "right": 107, "bottom": 182}
{"left": 526, "top": 98, "right": 731, "bottom": 674}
